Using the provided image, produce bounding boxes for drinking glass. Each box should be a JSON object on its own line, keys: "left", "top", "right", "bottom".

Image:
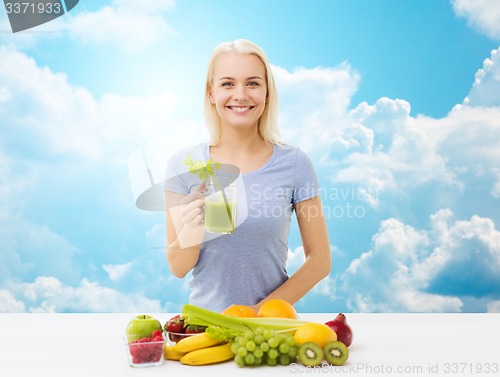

{"left": 204, "top": 178, "right": 237, "bottom": 234}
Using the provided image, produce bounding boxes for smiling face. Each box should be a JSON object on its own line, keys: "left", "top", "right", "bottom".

{"left": 209, "top": 53, "right": 268, "bottom": 133}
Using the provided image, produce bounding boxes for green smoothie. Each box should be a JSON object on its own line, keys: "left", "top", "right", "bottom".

{"left": 204, "top": 200, "right": 235, "bottom": 234}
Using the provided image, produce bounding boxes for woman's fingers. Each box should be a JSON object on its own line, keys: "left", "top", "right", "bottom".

{"left": 179, "top": 182, "right": 207, "bottom": 225}
{"left": 182, "top": 198, "right": 205, "bottom": 225}
{"left": 180, "top": 181, "right": 207, "bottom": 205}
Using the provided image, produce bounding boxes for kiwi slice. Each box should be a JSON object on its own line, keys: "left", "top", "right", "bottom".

{"left": 323, "top": 341, "right": 348, "bottom": 366}
{"left": 298, "top": 342, "right": 324, "bottom": 367}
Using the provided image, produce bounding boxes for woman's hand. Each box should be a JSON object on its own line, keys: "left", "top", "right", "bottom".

{"left": 180, "top": 182, "right": 206, "bottom": 226}
{"left": 165, "top": 181, "right": 207, "bottom": 278}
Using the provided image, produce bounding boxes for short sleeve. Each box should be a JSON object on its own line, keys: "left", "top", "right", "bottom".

{"left": 293, "top": 148, "right": 320, "bottom": 204}
{"left": 162, "top": 144, "right": 206, "bottom": 195}
{"left": 162, "top": 151, "right": 189, "bottom": 195}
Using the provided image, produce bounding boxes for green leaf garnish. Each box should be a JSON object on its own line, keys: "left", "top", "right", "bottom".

{"left": 184, "top": 154, "right": 221, "bottom": 182}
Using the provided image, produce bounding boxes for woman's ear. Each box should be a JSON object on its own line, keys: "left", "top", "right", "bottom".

{"left": 208, "top": 91, "right": 215, "bottom": 104}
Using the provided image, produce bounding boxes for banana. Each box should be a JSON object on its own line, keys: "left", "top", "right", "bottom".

{"left": 172, "top": 332, "right": 224, "bottom": 353}
{"left": 164, "top": 345, "right": 186, "bottom": 361}
{"left": 180, "top": 343, "right": 234, "bottom": 366}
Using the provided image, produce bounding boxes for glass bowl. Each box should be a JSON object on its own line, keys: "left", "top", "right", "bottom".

{"left": 124, "top": 335, "right": 165, "bottom": 367}
{"left": 164, "top": 330, "right": 199, "bottom": 345}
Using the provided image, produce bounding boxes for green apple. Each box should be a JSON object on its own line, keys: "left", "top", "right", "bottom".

{"left": 125, "top": 314, "right": 162, "bottom": 342}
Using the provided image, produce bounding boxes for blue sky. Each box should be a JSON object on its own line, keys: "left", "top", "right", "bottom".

{"left": 1, "top": 0, "right": 500, "bottom": 313}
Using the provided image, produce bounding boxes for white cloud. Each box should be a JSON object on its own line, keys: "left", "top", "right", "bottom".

{"left": 0, "top": 289, "right": 26, "bottom": 312}
{"left": 0, "top": 45, "right": 199, "bottom": 163}
{"left": 114, "top": 0, "right": 175, "bottom": 13}
{"left": 423, "top": 213, "right": 500, "bottom": 297}
{"left": 273, "top": 62, "right": 361, "bottom": 155}
{"left": 0, "top": 86, "right": 10, "bottom": 102}
{"left": 66, "top": 6, "right": 175, "bottom": 54}
{"left": 146, "top": 223, "right": 167, "bottom": 249}
{"left": 0, "top": 211, "right": 81, "bottom": 285}
{"left": 0, "top": 0, "right": 176, "bottom": 53}
{"left": 327, "top": 96, "right": 498, "bottom": 212}
{"left": 464, "top": 47, "right": 500, "bottom": 107}
{"left": 274, "top": 43, "right": 500, "bottom": 214}
{"left": 492, "top": 168, "right": 500, "bottom": 198}
{"left": 452, "top": 0, "right": 500, "bottom": 41}
{"left": 103, "top": 262, "right": 132, "bottom": 282}
{"left": 286, "top": 247, "right": 305, "bottom": 275}
{"left": 339, "top": 210, "right": 500, "bottom": 312}
{"left": 63, "top": 0, "right": 176, "bottom": 54}
{"left": 5, "top": 276, "right": 164, "bottom": 312}
{"left": 487, "top": 301, "right": 500, "bottom": 312}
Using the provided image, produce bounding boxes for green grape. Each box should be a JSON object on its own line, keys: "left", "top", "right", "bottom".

{"left": 253, "top": 348, "right": 264, "bottom": 359}
{"left": 255, "top": 327, "right": 265, "bottom": 335}
{"left": 286, "top": 336, "right": 297, "bottom": 347}
{"left": 254, "top": 334, "right": 265, "bottom": 345}
{"left": 288, "top": 346, "right": 298, "bottom": 359}
{"left": 238, "top": 337, "right": 246, "bottom": 347}
{"left": 254, "top": 357, "right": 262, "bottom": 366}
{"left": 244, "top": 353, "right": 255, "bottom": 365}
{"left": 230, "top": 342, "right": 239, "bottom": 354}
{"left": 267, "top": 348, "right": 279, "bottom": 360}
{"left": 279, "top": 354, "right": 291, "bottom": 366}
{"left": 268, "top": 337, "right": 279, "bottom": 348}
{"left": 245, "top": 340, "right": 256, "bottom": 352}
{"left": 266, "top": 357, "right": 278, "bottom": 366}
{"left": 237, "top": 347, "right": 248, "bottom": 357}
{"left": 263, "top": 329, "right": 274, "bottom": 341}
{"left": 244, "top": 331, "right": 254, "bottom": 340}
{"left": 260, "top": 342, "right": 269, "bottom": 352}
{"left": 279, "top": 342, "right": 290, "bottom": 354}
{"left": 234, "top": 355, "right": 245, "bottom": 367}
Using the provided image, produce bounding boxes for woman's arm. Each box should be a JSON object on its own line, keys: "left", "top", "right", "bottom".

{"left": 253, "top": 195, "right": 331, "bottom": 311}
{"left": 165, "top": 184, "right": 206, "bottom": 278}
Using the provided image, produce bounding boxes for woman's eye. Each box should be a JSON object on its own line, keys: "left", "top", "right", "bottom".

{"left": 221, "top": 82, "right": 233, "bottom": 87}
{"left": 247, "top": 81, "right": 259, "bottom": 86}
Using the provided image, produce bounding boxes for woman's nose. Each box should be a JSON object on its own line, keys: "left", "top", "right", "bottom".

{"left": 233, "top": 85, "right": 248, "bottom": 101}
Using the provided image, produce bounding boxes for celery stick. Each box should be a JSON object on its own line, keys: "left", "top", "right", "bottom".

{"left": 181, "top": 304, "right": 310, "bottom": 334}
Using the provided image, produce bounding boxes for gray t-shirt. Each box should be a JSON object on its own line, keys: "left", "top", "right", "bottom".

{"left": 163, "top": 142, "right": 319, "bottom": 312}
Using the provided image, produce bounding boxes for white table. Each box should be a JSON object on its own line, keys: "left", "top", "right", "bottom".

{"left": 0, "top": 313, "right": 499, "bottom": 376}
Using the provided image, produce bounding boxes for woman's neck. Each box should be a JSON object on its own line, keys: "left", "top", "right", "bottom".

{"left": 214, "top": 125, "right": 267, "bottom": 153}
{"left": 209, "top": 125, "right": 273, "bottom": 173}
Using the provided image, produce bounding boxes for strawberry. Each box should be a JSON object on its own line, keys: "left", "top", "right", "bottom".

{"left": 165, "top": 314, "right": 184, "bottom": 333}
{"left": 164, "top": 314, "right": 185, "bottom": 343}
{"left": 184, "top": 325, "right": 206, "bottom": 335}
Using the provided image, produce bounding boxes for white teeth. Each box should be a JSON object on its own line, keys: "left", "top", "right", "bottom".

{"left": 230, "top": 106, "right": 251, "bottom": 112}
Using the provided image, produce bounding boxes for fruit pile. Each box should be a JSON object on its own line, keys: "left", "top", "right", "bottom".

{"left": 124, "top": 301, "right": 355, "bottom": 369}
{"left": 128, "top": 330, "right": 164, "bottom": 364}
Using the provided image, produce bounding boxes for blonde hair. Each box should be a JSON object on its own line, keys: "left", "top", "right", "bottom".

{"left": 204, "top": 39, "right": 282, "bottom": 146}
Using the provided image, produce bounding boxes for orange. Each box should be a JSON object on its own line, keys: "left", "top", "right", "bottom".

{"left": 257, "top": 299, "right": 298, "bottom": 319}
{"left": 221, "top": 304, "right": 258, "bottom": 318}
{"left": 293, "top": 323, "right": 337, "bottom": 347}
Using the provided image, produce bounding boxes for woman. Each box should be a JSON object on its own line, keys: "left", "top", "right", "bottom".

{"left": 163, "top": 39, "right": 331, "bottom": 313}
